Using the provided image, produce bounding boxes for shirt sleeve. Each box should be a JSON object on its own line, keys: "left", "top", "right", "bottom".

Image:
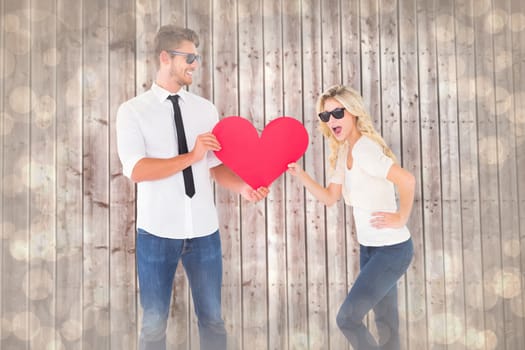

{"left": 354, "top": 137, "right": 393, "bottom": 179}
{"left": 329, "top": 144, "right": 347, "bottom": 184}
{"left": 116, "top": 103, "right": 145, "bottom": 179}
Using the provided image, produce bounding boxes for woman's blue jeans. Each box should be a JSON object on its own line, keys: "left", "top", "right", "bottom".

{"left": 336, "top": 238, "right": 413, "bottom": 350}
{"left": 137, "top": 228, "right": 227, "bottom": 350}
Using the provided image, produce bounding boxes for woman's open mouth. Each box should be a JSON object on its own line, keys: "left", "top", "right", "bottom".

{"left": 331, "top": 126, "right": 342, "bottom": 137}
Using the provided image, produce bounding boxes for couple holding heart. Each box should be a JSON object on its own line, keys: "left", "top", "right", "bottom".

{"left": 117, "top": 25, "right": 415, "bottom": 350}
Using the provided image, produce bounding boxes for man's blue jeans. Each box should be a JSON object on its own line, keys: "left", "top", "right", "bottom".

{"left": 336, "top": 238, "right": 413, "bottom": 350}
{"left": 137, "top": 229, "right": 227, "bottom": 350}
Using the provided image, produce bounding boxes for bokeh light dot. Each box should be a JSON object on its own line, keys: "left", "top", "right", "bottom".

{"left": 499, "top": 267, "right": 521, "bottom": 299}
{"left": 494, "top": 51, "right": 512, "bottom": 72}
{"left": 3, "top": 14, "right": 20, "bottom": 32}
{"left": 33, "top": 327, "right": 65, "bottom": 350}
{"left": 12, "top": 311, "right": 41, "bottom": 341}
{"left": 485, "top": 10, "right": 507, "bottom": 34}
{"left": 429, "top": 313, "right": 448, "bottom": 344}
{"left": 66, "top": 75, "right": 82, "bottom": 106}
{"left": 478, "top": 136, "right": 507, "bottom": 165}
{"left": 136, "top": 0, "right": 159, "bottom": 15}
{"left": 10, "top": 237, "right": 29, "bottom": 261}
{"left": 445, "top": 313, "right": 464, "bottom": 344}
{"left": 0, "top": 316, "right": 13, "bottom": 340}
{"left": 510, "top": 13, "right": 525, "bottom": 32}
{"left": 9, "top": 86, "right": 36, "bottom": 114}
{"left": 61, "top": 319, "right": 82, "bottom": 342}
{"left": 502, "top": 239, "right": 520, "bottom": 258}
{"left": 484, "top": 329, "right": 498, "bottom": 350}
{"left": 474, "top": 0, "right": 491, "bottom": 17}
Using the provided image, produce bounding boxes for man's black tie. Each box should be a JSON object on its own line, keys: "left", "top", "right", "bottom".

{"left": 168, "top": 95, "right": 195, "bottom": 198}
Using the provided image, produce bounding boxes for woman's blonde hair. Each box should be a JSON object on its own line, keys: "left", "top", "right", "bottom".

{"left": 317, "top": 84, "right": 397, "bottom": 170}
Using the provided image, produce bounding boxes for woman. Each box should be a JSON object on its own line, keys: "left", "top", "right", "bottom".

{"left": 288, "top": 85, "right": 415, "bottom": 350}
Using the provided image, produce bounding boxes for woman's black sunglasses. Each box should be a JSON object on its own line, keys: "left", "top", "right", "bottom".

{"left": 166, "top": 50, "right": 202, "bottom": 64}
{"left": 318, "top": 107, "right": 345, "bottom": 122}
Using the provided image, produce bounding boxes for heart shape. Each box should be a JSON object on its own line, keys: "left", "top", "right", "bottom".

{"left": 212, "top": 116, "right": 309, "bottom": 189}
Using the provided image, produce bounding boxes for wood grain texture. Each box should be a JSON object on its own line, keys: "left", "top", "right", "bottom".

{"left": 0, "top": 1, "right": 524, "bottom": 349}
{"left": 82, "top": 0, "right": 110, "bottom": 348}
{"left": 2, "top": 0, "right": 31, "bottom": 349}
{"left": 109, "top": 0, "right": 137, "bottom": 349}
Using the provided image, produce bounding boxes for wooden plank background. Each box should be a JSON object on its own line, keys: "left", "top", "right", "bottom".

{"left": 1, "top": 0, "right": 524, "bottom": 349}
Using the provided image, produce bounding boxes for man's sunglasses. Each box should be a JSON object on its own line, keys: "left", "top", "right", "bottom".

{"left": 166, "top": 50, "right": 202, "bottom": 64}
{"left": 318, "top": 107, "right": 346, "bottom": 122}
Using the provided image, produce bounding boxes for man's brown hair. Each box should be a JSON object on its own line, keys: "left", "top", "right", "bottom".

{"left": 153, "top": 25, "right": 200, "bottom": 67}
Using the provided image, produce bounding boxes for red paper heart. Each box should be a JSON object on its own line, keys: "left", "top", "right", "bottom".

{"left": 212, "top": 116, "right": 309, "bottom": 189}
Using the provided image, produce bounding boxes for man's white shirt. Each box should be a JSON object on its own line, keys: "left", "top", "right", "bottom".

{"left": 116, "top": 83, "right": 222, "bottom": 239}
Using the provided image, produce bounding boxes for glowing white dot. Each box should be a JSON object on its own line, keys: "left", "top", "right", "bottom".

{"left": 503, "top": 239, "right": 521, "bottom": 258}
{"left": 429, "top": 313, "right": 447, "bottom": 344}
{"left": 10, "top": 237, "right": 29, "bottom": 261}
{"left": 445, "top": 314, "right": 464, "bottom": 344}
{"left": 3, "top": 14, "right": 20, "bottom": 32}
{"left": 290, "top": 332, "right": 308, "bottom": 349}
{"left": 12, "top": 311, "right": 41, "bottom": 341}
{"left": 485, "top": 10, "right": 508, "bottom": 34}
{"left": 136, "top": 0, "right": 159, "bottom": 15}
{"left": 33, "top": 327, "right": 65, "bottom": 350}
{"left": 9, "top": 86, "right": 36, "bottom": 114}
{"left": 494, "top": 51, "right": 512, "bottom": 72}
{"left": 60, "top": 319, "right": 82, "bottom": 342}
{"left": 478, "top": 136, "right": 509, "bottom": 165}
{"left": 499, "top": 268, "right": 521, "bottom": 298}
{"left": 457, "top": 0, "right": 490, "bottom": 17}
{"left": 0, "top": 315, "right": 13, "bottom": 340}
{"left": 66, "top": 74, "right": 82, "bottom": 107}
{"left": 484, "top": 329, "right": 499, "bottom": 350}
{"left": 465, "top": 327, "right": 485, "bottom": 349}
{"left": 510, "top": 13, "right": 525, "bottom": 32}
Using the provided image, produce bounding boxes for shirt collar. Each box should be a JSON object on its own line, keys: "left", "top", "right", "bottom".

{"left": 151, "top": 82, "right": 188, "bottom": 103}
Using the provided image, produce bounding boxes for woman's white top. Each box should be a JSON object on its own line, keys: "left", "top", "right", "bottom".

{"left": 330, "top": 136, "right": 410, "bottom": 246}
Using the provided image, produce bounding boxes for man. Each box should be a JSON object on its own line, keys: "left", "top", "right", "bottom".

{"left": 116, "top": 25, "right": 268, "bottom": 350}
